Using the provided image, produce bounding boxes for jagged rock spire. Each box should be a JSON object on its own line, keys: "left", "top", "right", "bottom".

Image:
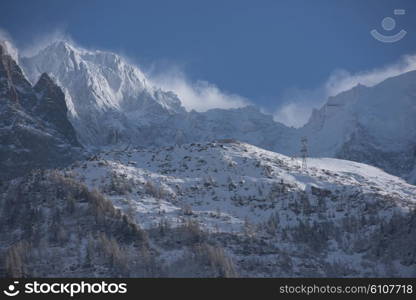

{"left": 0, "top": 44, "right": 83, "bottom": 180}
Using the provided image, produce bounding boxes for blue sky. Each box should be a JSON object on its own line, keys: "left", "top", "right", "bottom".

{"left": 1, "top": 0, "right": 416, "bottom": 126}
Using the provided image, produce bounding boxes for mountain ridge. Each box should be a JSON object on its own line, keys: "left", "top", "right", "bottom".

{"left": 18, "top": 40, "right": 416, "bottom": 183}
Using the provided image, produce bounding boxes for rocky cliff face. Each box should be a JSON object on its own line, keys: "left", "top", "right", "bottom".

{"left": 299, "top": 73, "right": 416, "bottom": 180}
{"left": 0, "top": 43, "right": 83, "bottom": 181}
{"left": 33, "top": 73, "right": 80, "bottom": 146}
{"left": 0, "top": 42, "right": 35, "bottom": 108}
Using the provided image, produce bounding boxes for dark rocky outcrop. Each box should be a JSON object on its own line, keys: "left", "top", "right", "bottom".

{"left": 33, "top": 73, "right": 80, "bottom": 146}
{"left": 0, "top": 44, "right": 83, "bottom": 181}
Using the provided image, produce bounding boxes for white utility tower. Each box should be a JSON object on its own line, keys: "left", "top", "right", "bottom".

{"left": 300, "top": 136, "right": 308, "bottom": 171}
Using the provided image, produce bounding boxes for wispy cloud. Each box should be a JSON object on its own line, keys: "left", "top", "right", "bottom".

{"left": 325, "top": 54, "right": 416, "bottom": 95}
{"left": 0, "top": 28, "right": 19, "bottom": 62}
{"left": 273, "top": 86, "right": 326, "bottom": 128}
{"left": 19, "top": 28, "right": 72, "bottom": 57}
{"left": 0, "top": 28, "right": 13, "bottom": 43}
{"left": 0, "top": 27, "right": 72, "bottom": 60}
{"left": 274, "top": 53, "right": 416, "bottom": 128}
{"left": 148, "top": 66, "right": 250, "bottom": 112}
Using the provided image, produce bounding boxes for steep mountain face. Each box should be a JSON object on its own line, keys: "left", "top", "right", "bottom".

{"left": 300, "top": 72, "right": 416, "bottom": 180}
{"left": 21, "top": 41, "right": 186, "bottom": 147}
{"left": 0, "top": 43, "right": 82, "bottom": 181}
{"left": 61, "top": 141, "right": 416, "bottom": 276}
{"left": 33, "top": 73, "right": 81, "bottom": 146}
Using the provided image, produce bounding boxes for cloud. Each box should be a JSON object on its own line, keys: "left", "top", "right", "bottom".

{"left": 0, "top": 27, "right": 72, "bottom": 61}
{"left": 0, "top": 28, "right": 13, "bottom": 43}
{"left": 149, "top": 66, "right": 250, "bottom": 112}
{"left": 19, "top": 28, "right": 72, "bottom": 57}
{"left": 325, "top": 54, "right": 416, "bottom": 95}
{"left": 273, "top": 86, "right": 327, "bottom": 128}
{"left": 274, "top": 53, "right": 416, "bottom": 128}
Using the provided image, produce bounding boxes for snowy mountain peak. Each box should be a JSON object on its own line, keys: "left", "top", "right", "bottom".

{"left": 34, "top": 72, "right": 54, "bottom": 87}
{"left": 21, "top": 40, "right": 186, "bottom": 146}
{"left": 40, "top": 40, "right": 148, "bottom": 87}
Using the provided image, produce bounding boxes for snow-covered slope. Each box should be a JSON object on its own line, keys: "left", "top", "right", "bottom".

{"left": 63, "top": 141, "right": 416, "bottom": 276}
{"left": 69, "top": 141, "right": 415, "bottom": 231}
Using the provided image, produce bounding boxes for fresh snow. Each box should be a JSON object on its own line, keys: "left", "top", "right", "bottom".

{"left": 21, "top": 41, "right": 185, "bottom": 146}
{"left": 65, "top": 141, "right": 416, "bottom": 233}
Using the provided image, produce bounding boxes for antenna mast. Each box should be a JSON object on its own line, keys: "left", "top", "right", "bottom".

{"left": 300, "top": 136, "right": 308, "bottom": 171}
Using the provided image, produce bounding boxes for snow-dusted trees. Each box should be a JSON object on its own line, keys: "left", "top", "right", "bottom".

{"left": 106, "top": 172, "right": 134, "bottom": 195}
{"left": 168, "top": 243, "right": 238, "bottom": 277}
{"left": 5, "top": 241, "right": 29, "bottom": 277}
{"left": 0, "top": 171, "right": 151, "bottom": 277}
